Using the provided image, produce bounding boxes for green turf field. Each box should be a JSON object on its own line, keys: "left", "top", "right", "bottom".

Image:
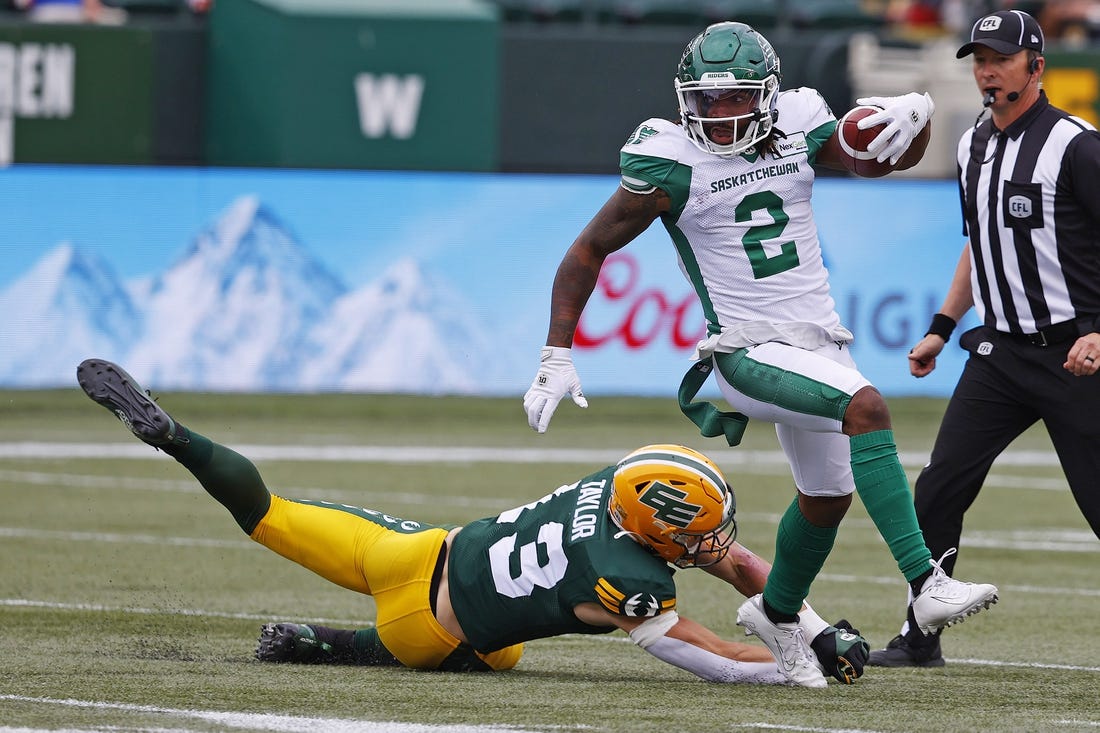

{"left": 1, "top": 388, "right": 1096, "bottom": 732}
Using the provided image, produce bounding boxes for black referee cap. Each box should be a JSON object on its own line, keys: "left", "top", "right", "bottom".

{"left": 956, "top": 9, "right": 1045, "bottom": 58}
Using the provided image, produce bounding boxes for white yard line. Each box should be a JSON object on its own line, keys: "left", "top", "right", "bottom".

{"left": 0, "top": 441, "right": 1070, "bottom": 470}
{"left": 0, "top": 441, "right": 1081, "bottom": 500}
{"left": 0, "top": 597, "right": 373, "bottom": 626}
{"left": 0, "top": 695, "right": 562, "bottom": 733}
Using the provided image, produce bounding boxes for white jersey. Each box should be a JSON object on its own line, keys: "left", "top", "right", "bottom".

{"left": 619, "top": 88, "right": 850, "bottom": 352}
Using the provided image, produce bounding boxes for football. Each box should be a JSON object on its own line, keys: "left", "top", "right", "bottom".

{"left": 837, "top": 105, "right": 895, "bottom": 178}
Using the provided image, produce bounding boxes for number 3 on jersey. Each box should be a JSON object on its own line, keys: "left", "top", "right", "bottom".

{"left": 488, "top": 522, "right": 569, "bottom": 598}
{"left": 737, "top": 190, "right": 799, "bottom": 279}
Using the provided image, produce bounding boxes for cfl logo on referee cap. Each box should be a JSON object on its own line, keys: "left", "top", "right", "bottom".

{"left": 978, "top": 16, "right": 1002, "bottom": 31}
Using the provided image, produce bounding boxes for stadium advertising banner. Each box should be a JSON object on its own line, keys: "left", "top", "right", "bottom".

{"left": 205, "top": 0, "right": 499, "bottom": 171}
{"left": 0, "top": 19, "right": 205, "bottom": 166}
{"left": 0, "top": 165, "right": 972, "bottom": 397}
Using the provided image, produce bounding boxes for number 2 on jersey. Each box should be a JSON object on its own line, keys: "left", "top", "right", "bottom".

{"left": 737, "top": 190, "right": 799, "bottom": 278}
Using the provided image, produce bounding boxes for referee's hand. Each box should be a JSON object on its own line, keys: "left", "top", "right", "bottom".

{"left": 908, "top": 335, "right": 944, "bottom": 378}
{"left": 1064, "top": 334, "right": 1100, "bottom": 377}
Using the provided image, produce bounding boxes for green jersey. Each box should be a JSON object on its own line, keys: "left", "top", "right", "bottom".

{"left": 447, "top": 466, "right": 678, "bottom": 652}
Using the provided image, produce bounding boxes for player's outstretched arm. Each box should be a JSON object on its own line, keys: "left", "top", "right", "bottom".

{"left": 524, "top": 186, "right": 668, "bottom": 433}
{"left": 573, "top": 602, "right": 789, "bottom": 685}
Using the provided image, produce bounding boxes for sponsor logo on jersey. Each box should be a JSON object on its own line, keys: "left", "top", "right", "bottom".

{"left": 710, "top": 161, "right": 800, "bottom": 192}
{"left": 772, "top": 131, "right": 808, "bottom": 158}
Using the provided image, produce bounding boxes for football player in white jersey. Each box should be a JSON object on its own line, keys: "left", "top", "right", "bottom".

{"left": 523, "top": 21, "right": 999, "bottom": 686}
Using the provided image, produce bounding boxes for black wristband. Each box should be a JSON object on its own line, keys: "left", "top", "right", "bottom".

{"left": 925, "top": 313, "right": 957, "bottom": 342}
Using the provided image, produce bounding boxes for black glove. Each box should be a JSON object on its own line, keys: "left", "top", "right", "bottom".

{"left": 810, "top": 619, "right": 870, "bottom": 684}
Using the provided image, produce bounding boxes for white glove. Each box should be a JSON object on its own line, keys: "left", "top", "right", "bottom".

{"left": 523, "top": 346, "right": 588, "bottom": 433}
{"left": 855, "top": 92, "right": 935, "bottom": 165}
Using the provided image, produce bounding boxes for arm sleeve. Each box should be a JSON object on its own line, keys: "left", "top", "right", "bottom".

{"left": 642, "top": 635, "right": 789, "bottom": 685}
{"left": 628, "top": 612, "right": 788, "bottom": 685}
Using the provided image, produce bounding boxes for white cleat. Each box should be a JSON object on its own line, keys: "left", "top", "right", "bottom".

{"left": 736, "top": 594, "right": 828, "bottom": 688}
{"left": 911, "top": 549, "right": 999, "bottom": 635}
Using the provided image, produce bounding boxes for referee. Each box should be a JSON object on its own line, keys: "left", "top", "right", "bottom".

{"left": 869, "top": 9, "right": 1100, "bottom": 668}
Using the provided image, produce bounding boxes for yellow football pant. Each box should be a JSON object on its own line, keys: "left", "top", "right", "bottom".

{"left": 249, "top": 494, "right": 522, "bottom": 671}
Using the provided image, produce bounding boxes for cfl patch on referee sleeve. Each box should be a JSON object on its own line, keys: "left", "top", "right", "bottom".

{"left": 594, "top": 577, "right": 675, "bottom": 617}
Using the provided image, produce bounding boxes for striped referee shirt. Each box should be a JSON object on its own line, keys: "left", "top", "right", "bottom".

{"left": 957, "top": 91, "right": 1100, "bottom": 335}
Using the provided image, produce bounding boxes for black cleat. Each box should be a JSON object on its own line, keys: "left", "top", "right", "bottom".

{"left": 77, "top": 359, "right": 187, "bottom": 447}
{"left": 867, "top": 633, "right": 946, "bottom": 668}
{"left": 255, "top": 623, "right": 333, "bottom": 664}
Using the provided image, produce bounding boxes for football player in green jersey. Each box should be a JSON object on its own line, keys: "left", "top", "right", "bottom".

{"left": 78, "top": 358, "right": 868, "bottom": 688}
{"left": 523, "top": 21, "right": 997, "bottom": 686}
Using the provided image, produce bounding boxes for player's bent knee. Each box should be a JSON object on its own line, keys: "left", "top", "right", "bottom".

{"left": 842, "top": 386, "right": 891, "bottom": 435}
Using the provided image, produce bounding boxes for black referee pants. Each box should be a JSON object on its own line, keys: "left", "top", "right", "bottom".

{"left": 914, "top": 325, "right": 1100, "bottom": 574}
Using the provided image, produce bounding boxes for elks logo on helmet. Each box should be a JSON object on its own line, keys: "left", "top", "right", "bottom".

{"left": 638, "top": 481, "right": 704, "bottom": 528}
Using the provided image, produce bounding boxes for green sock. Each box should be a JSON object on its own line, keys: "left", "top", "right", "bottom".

{"left": 850, "top": 429, "right": 932, "bottom": 582}
{"left": 762, "top": 497, "right": 837, "bottom": 616}
{"left": 351, "top": 627, "right": 402, "bottom": 666}
{"left": 165, "top": 427, "right": 272, "bottom": 534}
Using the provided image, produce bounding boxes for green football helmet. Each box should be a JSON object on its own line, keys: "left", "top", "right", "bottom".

{"left": 675, "top": 22, "right": 782, "bottom": 156}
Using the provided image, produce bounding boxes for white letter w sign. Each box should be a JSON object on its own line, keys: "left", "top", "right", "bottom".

{"left": 354, "top": 73, "right": 424, "bottom": 140}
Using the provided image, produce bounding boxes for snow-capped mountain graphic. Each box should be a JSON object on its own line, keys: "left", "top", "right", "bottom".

{"left": 0, "top": 242, "right": 140, "bottom": 386}
{"left": 301, "top": 258, "right": 509, "bottom": 392}
{"left": 127, "top": 195, "right": 348, "bottom": 390}
{"left": 0, "top": 195, "right": 522, "bottom": 393}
